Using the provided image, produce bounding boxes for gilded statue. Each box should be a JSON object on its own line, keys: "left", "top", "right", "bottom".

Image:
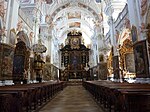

{"left": 124, "top": 18, "right": 131, "bottom": 29}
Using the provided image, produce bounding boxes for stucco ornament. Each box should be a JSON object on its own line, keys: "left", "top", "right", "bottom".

{"left": 124, "top": 18, "right": 131, "bottom": 29}
{"left": 141, "top": 0, "right": 148, "bottom": 16}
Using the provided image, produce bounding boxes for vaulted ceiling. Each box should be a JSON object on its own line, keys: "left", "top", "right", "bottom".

{"left": 19, "top": 0, "right": 103, "bottom": 46}
{"left": 44, "top": 0, "right": 103, "bottom": 45}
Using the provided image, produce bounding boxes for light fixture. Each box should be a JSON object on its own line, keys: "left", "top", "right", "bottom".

{"left": 84, "top": 63, "right": 89, "bottom": 71}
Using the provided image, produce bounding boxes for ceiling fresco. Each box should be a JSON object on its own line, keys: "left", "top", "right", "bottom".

{"left": 19, "top": 0, "right": 103, "bottom": 45}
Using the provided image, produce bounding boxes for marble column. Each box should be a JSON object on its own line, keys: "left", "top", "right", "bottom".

{"left": 104, "top": 0, "right": 120, "bottom": 79}
{"left": 127, "top": 0, "right": 141, "bottom": 39}
{"left": 6, "top": 0, "right": 14, "bottom": 44}
{"left": 128, "top": 0, "right": 150, "bottom": 79}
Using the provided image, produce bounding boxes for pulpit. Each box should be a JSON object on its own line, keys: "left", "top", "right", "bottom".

{"left": 34, "top": 54, "right": 45, "bottom": 82}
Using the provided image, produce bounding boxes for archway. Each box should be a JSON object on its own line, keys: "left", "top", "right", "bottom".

{"left": 17, "top": 31, "right": 30, "bottom": 48}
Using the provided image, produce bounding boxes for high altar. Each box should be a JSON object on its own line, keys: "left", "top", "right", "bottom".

{"left": 60, "top": 30, "right": 90, "bottom": 81}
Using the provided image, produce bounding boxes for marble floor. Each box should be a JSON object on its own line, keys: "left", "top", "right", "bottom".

{"left": 39, "top": 86, "right": 104, "bottom": 112}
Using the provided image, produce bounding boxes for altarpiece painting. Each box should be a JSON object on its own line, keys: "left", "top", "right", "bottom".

{"left": 0, "top": 43, "right": 14, "bottom": 80}
{"left": 125, "top": 53, "right": 135, "bottom": 73}
{"left": 133, "top": 40, "right": 149, "bottom": 78}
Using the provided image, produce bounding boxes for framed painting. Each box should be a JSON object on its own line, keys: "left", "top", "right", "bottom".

{"left": 125, "top": 53, "right": 135, "bottom": 73}
{"left": 69, "top": 22, "right": 81, "bottom": 28}
{"left": 98, "top": 63, "right": 107, "bottom": 80}
{"left": 0, "top": 43, "right": 14, "bottom": 80}
{"left": 68, "top": 12, "right": 81, "bottom": 19}
{"left": 133, "top": 40, "right": 149, "bottom": 78}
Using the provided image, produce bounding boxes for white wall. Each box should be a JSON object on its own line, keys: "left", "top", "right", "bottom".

{"left": 11, "top": 0, "right": 19, "bottom": 29}
{"left": 6, "top": 0, "right": 19, "bottom": 44}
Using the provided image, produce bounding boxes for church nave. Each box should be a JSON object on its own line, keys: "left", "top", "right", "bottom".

{"left": 39, "top": 85, "right": 104, "bottom": 112}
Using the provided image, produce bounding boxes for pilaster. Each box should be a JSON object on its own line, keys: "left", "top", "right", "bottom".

{"left": 104, "top": 1, "right": 118, "bottom": 56}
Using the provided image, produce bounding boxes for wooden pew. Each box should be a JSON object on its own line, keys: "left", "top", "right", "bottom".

{"left": 0, "top": 81, "right": 66, "bottom": 112}
{"left": 0, "top": 91, "right": 23, "bottom": 112}
{"left": 0, "top": 87, "right": 34, "bottom": 112}
{"left": 83, "top": 81, "right": 150, "bottom": 112}
{"left": 116, "top": 89, "right": 150, "bottom": 112}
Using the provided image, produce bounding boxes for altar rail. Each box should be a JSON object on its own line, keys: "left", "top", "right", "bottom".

{"left": 0, "top": 81, "right": 66, "bottom": 112}
{"left": 67, "top": 79, "right": 82, "bottom": 86}
{"left": 83, "top": 81, "right": 150, "bottom": 112}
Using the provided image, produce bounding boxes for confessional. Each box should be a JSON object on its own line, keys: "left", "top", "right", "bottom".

{"left": 12, "top": 41, "right": 30, "bottom": 84}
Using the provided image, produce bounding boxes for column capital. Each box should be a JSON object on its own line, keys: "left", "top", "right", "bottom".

{"left": 104, "top": 2, "right": 114, "bottom": 16}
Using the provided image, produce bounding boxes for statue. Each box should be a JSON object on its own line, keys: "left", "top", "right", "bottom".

{"left": 140, "top": 23, "right": 149, "bottom": 39}
{"left": 124, "top": 18, "right": 131, "bottom": 29}
{"left": 29, "top": 32, "right": 34, "bottom": 44}
{"left": 16, "top": 21, "right": 23, "bottom": 32}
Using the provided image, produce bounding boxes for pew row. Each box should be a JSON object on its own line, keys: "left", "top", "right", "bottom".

{"left": 83, "top": 81, "right": 150, "bottom": 112}
{"left": 0, "top": 81, "right": 66, "bottom": 112}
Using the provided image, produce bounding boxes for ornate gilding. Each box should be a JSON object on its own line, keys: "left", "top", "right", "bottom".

{"left": 0, "top": 43, "right": 14, "bottom": 80}
{"left": 60, "top": 30, "right": 90, "bottom": 80}
{"left": 70, "top": 37, "right": 80, "bottom": 49}
{"left": 119, "top": 39, "right": 133, "bottom": 70}
{"left": 107, "top": 51, "right": 113, "bottom": 77}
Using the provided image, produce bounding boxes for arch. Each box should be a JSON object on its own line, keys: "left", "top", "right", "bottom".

{"left": 53, "top": 7, "right": 98, "bottom": 22}
{"left": 56, "top": 19, "right": 95, "bottom": 37}
{"left": 50, "top": 2, "right": 101, "bottom": 23}
{"left": 17, "top": 31, "right": 30, "bottom": 48}
{"left": 55, "top": 18, "right": 94, "bottom": 31}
